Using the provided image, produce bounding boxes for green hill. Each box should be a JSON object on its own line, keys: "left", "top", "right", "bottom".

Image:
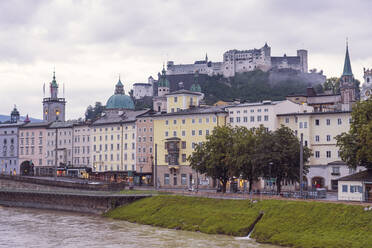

{"left": 202, "top": 70, "right": 323, "bottom": 104}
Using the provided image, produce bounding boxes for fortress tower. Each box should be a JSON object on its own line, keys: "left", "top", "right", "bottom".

{"left": 42, "top": 71, "right": 66, "bottom": 122}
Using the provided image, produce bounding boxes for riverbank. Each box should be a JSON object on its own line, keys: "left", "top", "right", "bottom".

{"left": 105, "top": 195, "right": 372, "bottom": 248}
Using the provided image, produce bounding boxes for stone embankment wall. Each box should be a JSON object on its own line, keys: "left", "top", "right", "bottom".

{"left": 0, "top": 175, "right": 125, "bottom": 191}
{"left": 0, "top": 190, "right": 149, "bottom": 214}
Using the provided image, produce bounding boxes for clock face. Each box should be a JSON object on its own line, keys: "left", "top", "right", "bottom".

{"left": 366, "top": 90, "right": 371, "bottom": 97}
{"left": 45, "top": 109, "right": 48, "bottom": 114}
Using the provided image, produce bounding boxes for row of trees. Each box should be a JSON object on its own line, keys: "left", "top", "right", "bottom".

{"left": 188, "top": 125, "right": 312, "bottom": 193}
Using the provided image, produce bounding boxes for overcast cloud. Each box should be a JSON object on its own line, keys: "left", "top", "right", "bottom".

{"left": 0, "top": 0, "right": 371, "bottom": 120}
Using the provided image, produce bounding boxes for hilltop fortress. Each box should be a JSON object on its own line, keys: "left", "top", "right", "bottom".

{"left": 166, "top": 43, "right": 311, "bottom": 77}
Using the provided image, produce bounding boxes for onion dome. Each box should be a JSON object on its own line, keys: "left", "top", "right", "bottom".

{"left": 106, "top": 78, "right": 135, "bottom": 110}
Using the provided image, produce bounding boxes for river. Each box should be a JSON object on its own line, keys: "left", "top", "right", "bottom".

{"left": 0, "top": 206, "right": 280, "bottom": 248}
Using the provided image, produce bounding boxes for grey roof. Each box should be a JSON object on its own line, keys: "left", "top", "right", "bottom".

{"left": 0, "top": 122, "right": 25, "bottom": 128}
{"left": 143, "top": 106, "right": 227, "bottom": 118}
{"left": 48, "top": 121, "right": 77, "bottom": 129}
{"left": 133, "top": 83, "right": 152, "bottom": 86}
{"left": 226, "top": 100, "right": 283, "bottom": 108}
{"left": 21, "top": 121, "right": 52, "bottom": 128}
{"left": 338, "top": 170, "right": 372, "bottom": 182}
{"left": 92, "top": 110, "right": 149, "bottom": 126}
{"left": 165, "top": 89, "right": 202, "bottom": 96}
{"left": 277, "top": 110, "right": 351, "bottom": 117}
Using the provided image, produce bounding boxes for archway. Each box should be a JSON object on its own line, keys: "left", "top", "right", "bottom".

{"left": 20, "top": 161, "right": 34, "bottom": 176}
{"left": 311, "top": 177, "right": 325, "bottom": 189}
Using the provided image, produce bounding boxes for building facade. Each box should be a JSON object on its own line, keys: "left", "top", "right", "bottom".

{"left": 361, "top": 68, "right": 372, "bottom": 101}
{"left": 19, "top": 122, "right": 50, "bottom": 176}
{"left": 226, "top": 100, "right": 312, "bottom": 131}
{"left": 72, "top": 123, "right": 91, "bottom": 168}
{"left": 0, "top": 122, "right": 24, "bottom": 175}
{"left": 277, "top": 111, "right": 364, "bottom": 190}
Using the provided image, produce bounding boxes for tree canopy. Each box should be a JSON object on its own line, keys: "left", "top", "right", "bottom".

{"left": 188, "top": 125, "right": 312, "bottom": 193}
{"left": 85, "top": 102, "right": 104, "bottom": 121}
{"left": 336, "top": 99, "right": 372, "bottom": 170}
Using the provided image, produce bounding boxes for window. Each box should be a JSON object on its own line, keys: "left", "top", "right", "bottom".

{"left": 342, "top": 185, "right": 348, "bottom": 192}
{"left": 181, "top": 174, "right": 187, "bottom": 185}
{"left": 182, "top": 119, "right": 186, "bottom": 124}
{"left": 182, "top": 154, "right": 186, "bottom": 162}
{"left": 257, "top": 116, "right": 262, "bottom": 122}
{"left": 332, "top": 167, "right": 340, "bottom": 175}
{"left": 229, "top": 117, "right": 234, "bottom": 123}
{"left": 174, "top": 96, "right": 178, "bottom": 102}
{"left": 326, "top": 135, "right": 331, "bottom": 141}
{"left": 315, "top": 135, "right": 320, "bottom": 142}
{"left": 285, "top": 117, "right": 289, "bottom": 123}
{"left": 250, "top": 116, "right": 254, "bottom": 122}
{"left": 243, "top": 117, "right": 248, "bottom": 122}
{"left": 304, "top": 122, "right": 307, "bottom": 128}
{"left": 338, "top": 118, "right": 342, "bottom": 125}
{"left": 315, "top": 151, "right": 320, "bottom": 158}
{"left": 258, "top": 109, "right": 261, "bottom": 112}
{"left": 192, "top": 130, "right": 195, "bottom": 136}
{"left": 205, "top": 117, "right": 209, "bottom": 123}
{"left": 206, "top": 130, "right": 209, "bottom": 135}
{"left": 326, "top": 151, "right": 331, "bottom": 158}
{"left": 164, "top": 174, "right": 170, "bottom": 185}
{"left": 182, "top": 141, "right": 186, "bottom": 149}
{"left": 236, "top": 117, "right": 240, "bottom": 123}
{"left": 173, "top": 131, "right": 177, "bottom": 137}
{"left": 173, "top": 119, "right": 177, "bottom": 125}
{"left": 165, "top": 131, "right": 168, "bottom": 137}
{"left": 199, "top": 118, "right": 202, "bottom": 124}
{"left": 199, "top": 130, "right": 202, "bottom": 136}
{"left": 213, "top": 117, "right": 217, "bottom": 123}
{"left": 264, "top": 115, "right": 269, "bottom": 121}
{"left": 326, "top": 119, "right": 331, "bottom": 125}
{"left": 264, "top": 108, "right": 268, "bottom": 112}
{"left": 192, "top": 119, "right": 195, "bottom": 124}
{"left": 299, "top": 122, "right": 303, "bottom": 129}
{"left": 165, "top": 120, "right": 169, "bottom": 125}
{"left": 182, "top": 130, "right": 186, "bottom": 136}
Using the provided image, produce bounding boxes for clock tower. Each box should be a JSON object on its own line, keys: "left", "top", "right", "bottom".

{"left": 42, "top": 71, "right": 66, "bottom": 122}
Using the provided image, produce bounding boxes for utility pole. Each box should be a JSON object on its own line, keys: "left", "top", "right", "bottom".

{"left": 300, "top": 133, "right": 304, "bottom": 197}
{"left": 154, "top": 143, "right": 158, "bottom": 189}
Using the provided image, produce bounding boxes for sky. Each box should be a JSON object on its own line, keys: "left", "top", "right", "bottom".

{"left": 1, "top": 0, "right": 371, "bottom": 120}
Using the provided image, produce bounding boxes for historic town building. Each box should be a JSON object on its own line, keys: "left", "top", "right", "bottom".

{"left": 42, "top": 72, "right": 66, "bottom": 122}
{"left": 361, "top": 68, "right": 372, "bottom": 101}
{"left": 166, "top": 43, "right": 308, "bottom": 77}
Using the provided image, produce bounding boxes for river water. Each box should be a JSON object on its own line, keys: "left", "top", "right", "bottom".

{"left": 0, "top": 206, "right": 280, "bottom": 248}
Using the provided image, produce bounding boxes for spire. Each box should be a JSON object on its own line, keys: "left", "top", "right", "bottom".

{"left": 205, "top": 53, "right": 208, "bottom": 62}
{"left": 51, "top": 70, "right": 58, "bottom": 88}
{"left": 115, "top": 75, "right": 124, "bottom": 94}
{"left": 342, "top": 40, "right": 353, "bottom": 76}
{"left": 24, "top": 114, "right": 30, "bottom": 124}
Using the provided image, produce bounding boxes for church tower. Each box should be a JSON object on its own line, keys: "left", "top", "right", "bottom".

{"left": 339, "top": 42, "right": 356, "bottom": 110}
{"left": 10, "top": 105, "right": 20, "bottom": 123}
{"left": 157, "top": 66, "right": 170, "bottom": 97}
{"left": 42, "top": 71, "right": 66, "bottom": 122}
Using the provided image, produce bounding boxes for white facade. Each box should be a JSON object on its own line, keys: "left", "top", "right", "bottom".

{"left": 226, "top": 100, "right": 312, "bottom": 131}
{"left": 361, "top": 68, "right": 372, "bottom": 101}
{"left": 338, "top": 181, "right": 364, "bottom": 201}
{"left": 278, "top": 111, "right": 358, "bottom": 190}
{"left": 72, "top": 124, "right": 91, "bottom": 167}
{"left": 133, "top": 83, "right": 153, "bottom": 100}
{"left": 0, "top": 123, "right": 23, "bottom": 175}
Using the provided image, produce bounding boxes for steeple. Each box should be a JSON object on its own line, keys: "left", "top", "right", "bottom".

{"left": 10, "top": 105, "right": 20, "bottom": 123}
{"left": 115, "top": 75, "right": 124, "bottom": 95}
{"left": 50, "top": 70, "right": 58, "bottom": 99}
{"left": 342, "top": 41, "right": 353, "bottom": 76}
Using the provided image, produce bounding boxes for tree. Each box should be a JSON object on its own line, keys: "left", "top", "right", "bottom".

{"left": 336, "top": 99, "right": 372, "bottom": 170}
{"left": 232, "top": 126, "right": 258, "bottom": 192}
{"left": 259, "top": 126, "right": 311, "bottom": 194}
{"left": 85, "top": 101, "right": 104, "bottom": 121}
{"left": 188, "top": 126, "right": 237, "bottom": 193}
{"left": 323, "top": 77, "right": 340, "bottom": 94}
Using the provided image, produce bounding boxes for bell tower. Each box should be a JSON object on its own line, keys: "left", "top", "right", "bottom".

{"left": 42, "top": 71, "right": 66, "bottom": 122}
{"left": 339, "top": 42, "right": 356, "bottom": 110}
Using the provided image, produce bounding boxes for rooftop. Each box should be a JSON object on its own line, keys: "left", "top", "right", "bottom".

{"left": 142, "top": 106, "right": 226, "bottom": 118}
{"left": 92, "top": 109, "right": 149, "bottom": 126}
{"left": 338, "top": 170, "right": 372, "bottom": 182}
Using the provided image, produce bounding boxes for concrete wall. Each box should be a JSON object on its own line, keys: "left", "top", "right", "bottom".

{"left": 338, "top": 181, "right": 364, "bottom": 201}
{"left": 0, "top": 190, "right": 148, "bottom": 214}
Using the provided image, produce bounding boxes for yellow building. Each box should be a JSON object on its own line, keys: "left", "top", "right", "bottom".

{"left": 277, "top": 111, "right": 364, "bottom": 190}
{"left": 152, "top": 90, "right": 227, "bottom": 188}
